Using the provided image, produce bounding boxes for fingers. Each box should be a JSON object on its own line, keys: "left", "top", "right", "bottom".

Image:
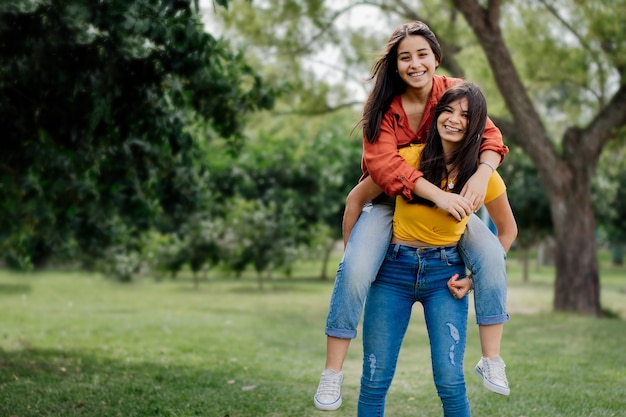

{"left": 448, "top": 199, "right": 473, "bottom": 221}
{"left": 456, "top": 204, "right": 473, "bottom": 221}
{"left": 448, "top": 275, "right": 472, "bottom": 299}
{"left": 460, "top": 188, "right": 485, "bottom": 211}
{"left": 452, "top": 286, "right": 470, "bottom": 299}
{"left": 465, "top": 194, "right": 483, "bottom": 211}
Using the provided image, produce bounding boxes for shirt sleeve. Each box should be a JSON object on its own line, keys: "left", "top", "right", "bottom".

{"left": 362, "top": 112, "right": 423, "bottom": 200}
{"left": 484, "top": 171, "right": 506, "bottom": 204}
{"left": 480, "top": 116, "right": 508, "bottom": 164}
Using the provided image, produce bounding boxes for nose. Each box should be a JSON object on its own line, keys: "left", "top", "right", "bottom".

{"left": 448, "top": 111, "right": 461, "bottom": 123}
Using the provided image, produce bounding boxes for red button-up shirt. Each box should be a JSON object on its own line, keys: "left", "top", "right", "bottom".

{"left": 361, "top": 75, "right": 508, "bottom": 200}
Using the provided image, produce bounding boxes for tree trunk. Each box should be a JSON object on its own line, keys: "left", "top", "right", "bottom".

{"left": 548, "top": 172, "right": 601, "bottom": 315}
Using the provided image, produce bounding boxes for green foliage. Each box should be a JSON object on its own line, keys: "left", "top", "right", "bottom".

{"left": 499, "top": 1, "right": 623, "bottom": 139}
{"left": 140, "top": 230, "right": 188, "bottom": 279}
{"left": 160, "top": 111, "right": 360, "bottom": 282}
{"left": 221, "top": 197, "right": 299, "bottom": 286}
{"left": 579, "top": 0, "right": 626, "bottom": 76}
{"left": 594, "top": 135, "right": 626, "bottom": 244}
{"left": 0, "top": 0, "right": 276, "bottom": 269}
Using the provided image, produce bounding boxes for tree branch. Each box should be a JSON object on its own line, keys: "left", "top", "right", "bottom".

{"left": 581, "top": 83, "right": 626, "bottom": 160}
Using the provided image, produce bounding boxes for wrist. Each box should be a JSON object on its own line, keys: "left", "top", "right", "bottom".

{"left": 479, "top": 161, "right": 496, "bottom": 173}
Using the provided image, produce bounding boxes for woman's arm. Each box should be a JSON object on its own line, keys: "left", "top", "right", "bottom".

{"left": 461, "top": 113, "right": 508, "bottom": 210}
{"left": 342, "top": 177, "right": 384, "bottom": 248}
{"left": 362, "top": 116, "right": 424, "bottom": 201}
{"left": 461, "top": 150, "right": 502, "bottom": 211}
{"left": 484, "top": 192, "right": 518, "bottom": 253}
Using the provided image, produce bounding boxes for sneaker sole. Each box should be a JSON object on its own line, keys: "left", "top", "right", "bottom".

{"left": 314, "top": 396, "right": 342, "bottom": 411}
{"left": 475, "top": 366, "right": 511, "bottom": 396}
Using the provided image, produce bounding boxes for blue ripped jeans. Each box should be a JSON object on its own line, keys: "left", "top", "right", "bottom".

{"left": 358, "top": 244, "right": 470, "bottom": 417}
{"left": 325, "top": 200, "right": 508, "bottom": 339}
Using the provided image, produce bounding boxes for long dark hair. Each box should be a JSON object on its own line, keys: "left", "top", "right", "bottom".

{"left": 362, "top": 21, "right": 442, "bottom": 144}
{"left": 416, "top": 82, "right": 488, "bottom": 203}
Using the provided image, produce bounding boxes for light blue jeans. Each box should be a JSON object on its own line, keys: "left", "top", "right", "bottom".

{"left": 358, "top": 244, "right": 470, "bottom": 417}
{"left": 325, "top": 200, "right": 508, "bottom": 339}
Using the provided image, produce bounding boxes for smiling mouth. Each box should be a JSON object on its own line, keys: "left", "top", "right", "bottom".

{"left": 409, "top": 71, "right": 426, "bottom": 77}
{"left": 444, "top": 125, "right": 461, "bottom": 132}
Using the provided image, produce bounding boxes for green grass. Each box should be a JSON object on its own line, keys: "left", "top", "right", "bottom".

{"left": 0, "top": 253, "right": 625, "bottom": 417}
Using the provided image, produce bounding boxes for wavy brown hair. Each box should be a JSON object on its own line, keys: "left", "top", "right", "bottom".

{"left": 362, "top": 21, "right": 442, "bottom": 144}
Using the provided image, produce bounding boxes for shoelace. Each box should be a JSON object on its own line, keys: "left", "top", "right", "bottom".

{"left": 485, "top": 360, "right": 508, "bottom": 383}
{"left": 317, "top": 375, "right": 341, "bottom": 396}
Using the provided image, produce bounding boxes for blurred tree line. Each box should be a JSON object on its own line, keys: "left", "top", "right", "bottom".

{"left": 1, "top": 0, "right": 626, "bottom": 315}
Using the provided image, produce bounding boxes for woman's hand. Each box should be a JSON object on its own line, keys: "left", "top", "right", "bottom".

{"left": 447, "top": 273, "right": 473, "bottom": 299}
{"left": 461, "top": 167, "right": 490, "bottom": 211}
{"left": 431, "top": 192, "right": 473, "bottom": 222}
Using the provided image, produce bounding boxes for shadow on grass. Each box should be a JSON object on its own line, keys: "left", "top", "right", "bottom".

{"left": 0, "top": 283, "right": 31, "bottom": 295}
{"left": 0, "top": 348, "right": 314, "bottom": 417}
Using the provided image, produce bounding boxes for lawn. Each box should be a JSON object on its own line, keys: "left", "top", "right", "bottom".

{"left": 0, "top": 252, "right": 625, "bottom": 417}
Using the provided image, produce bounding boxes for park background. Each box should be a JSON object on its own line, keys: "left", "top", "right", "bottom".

{"left": 1, "top": 0, "right": 625, "bottom": 416}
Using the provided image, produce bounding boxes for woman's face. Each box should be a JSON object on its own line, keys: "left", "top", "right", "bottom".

{"left": 396, "top": 35, "right": 439, "bottom": 90}
{"left": 437, "top": 97, "right": 469, "bottom": 148}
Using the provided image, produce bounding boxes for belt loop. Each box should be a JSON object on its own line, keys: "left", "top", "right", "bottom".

{"left": 389, "top": 243, "right": 400, "bottom": 260}
{"left": 440, "top": 247, "right": 447, "bottom": 263}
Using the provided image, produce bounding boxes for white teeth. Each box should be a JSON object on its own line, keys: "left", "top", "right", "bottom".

{"left": 409, "top": 71, "right": 425, "bottom": 77}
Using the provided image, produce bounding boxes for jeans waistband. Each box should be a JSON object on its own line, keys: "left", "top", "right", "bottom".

{"left": 389, "top": 243, "right": 458, "bottom": 258}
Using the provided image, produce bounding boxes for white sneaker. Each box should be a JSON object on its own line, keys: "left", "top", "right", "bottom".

{"left": 475, "top": 356, "right": 510, "bottom": 396}
{"left": 314, "top": 369, "right": 343, "bottom": 411}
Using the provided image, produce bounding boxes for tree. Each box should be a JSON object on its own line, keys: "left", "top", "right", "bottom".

{"left": 221, "top": 197, "right": 299, "bottom": 289}
{"left": 0, "top": 0, "right": 275, "bottom": 269}
{"left": 213, "top": 0, "right": 626, "bottom": 315}
{"left": 207, "top": 117, "right": 361, "bottom": 280}
{"left": 452, "top": 0, "right": 626, "bottom": 315}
